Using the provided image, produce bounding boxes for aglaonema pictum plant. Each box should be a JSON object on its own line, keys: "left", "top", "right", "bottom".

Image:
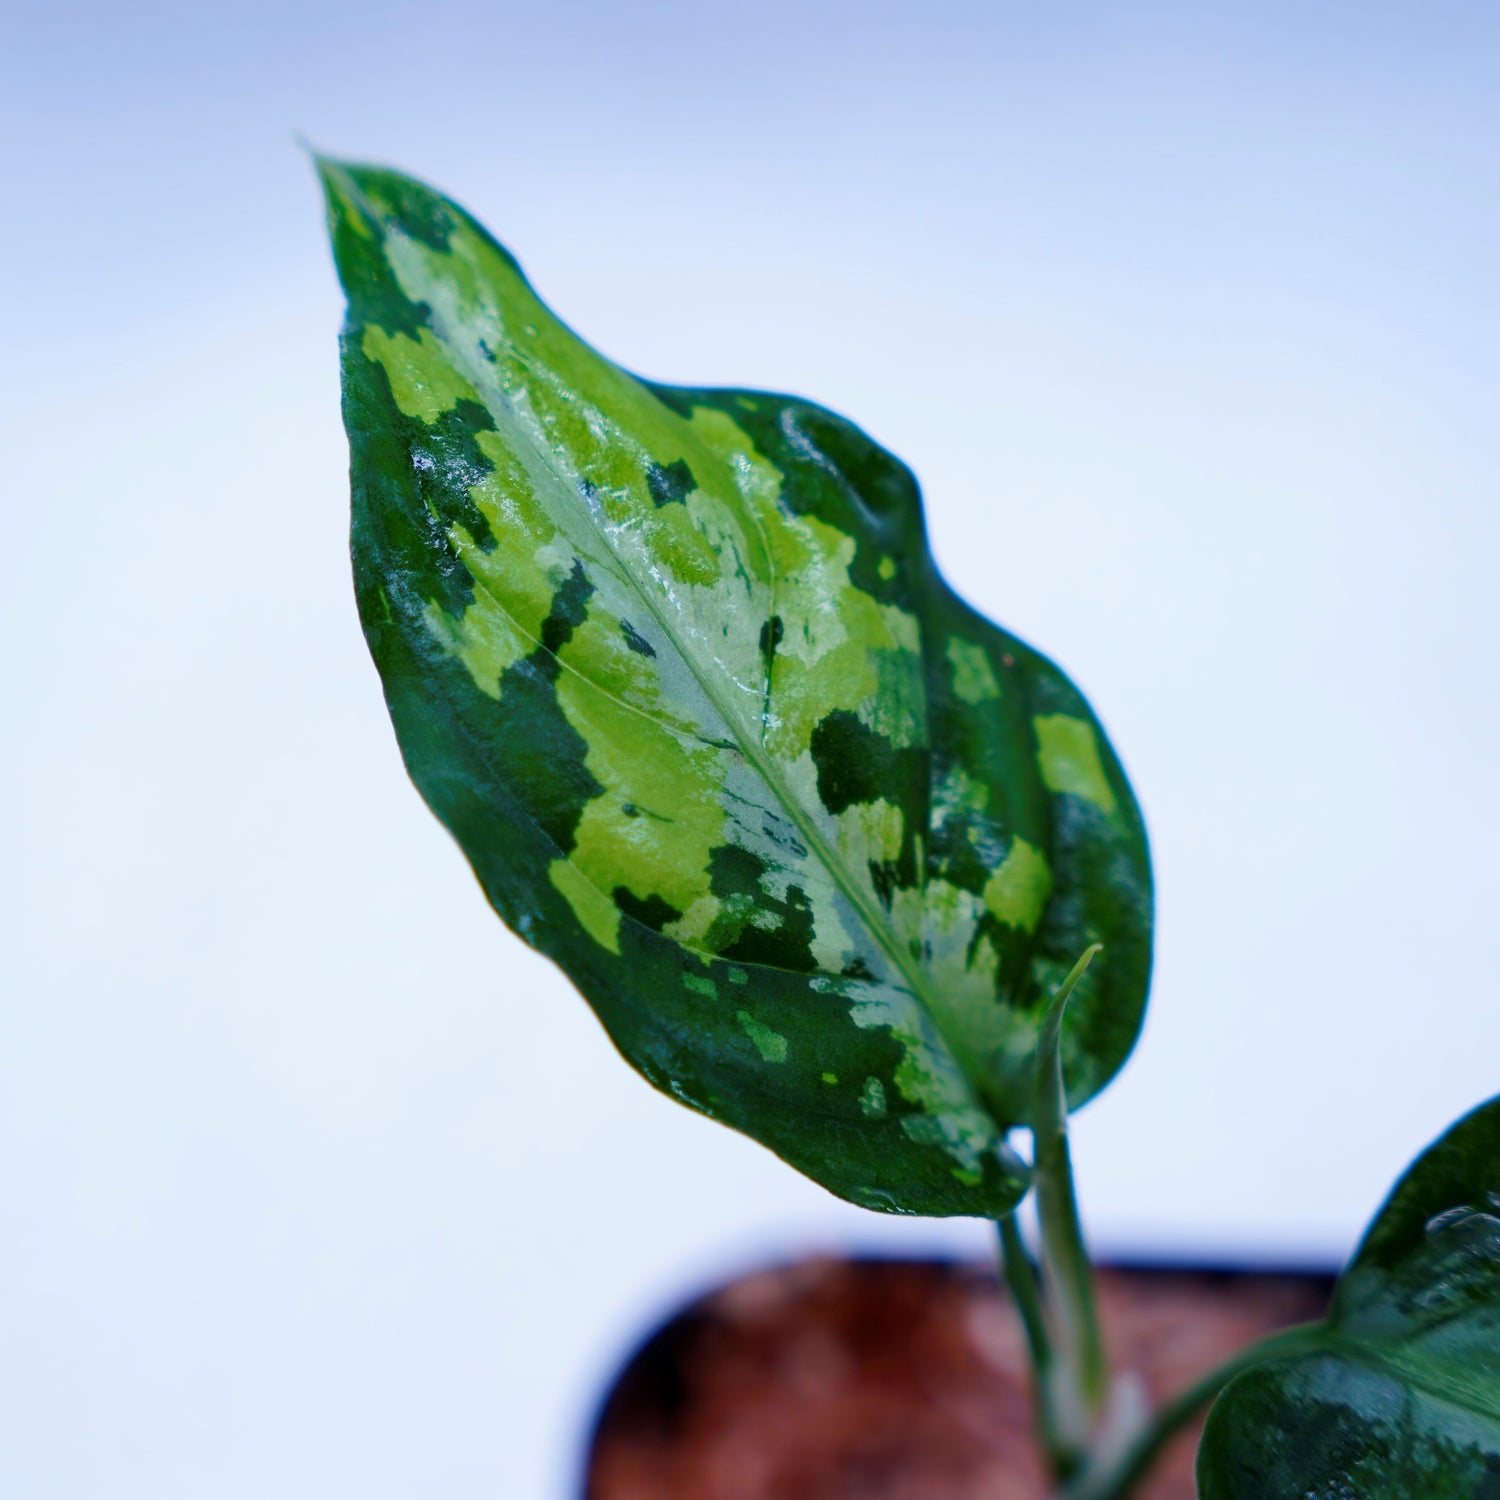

{"left": 318, "top": 156, "right": 1500, "bottom": 1498}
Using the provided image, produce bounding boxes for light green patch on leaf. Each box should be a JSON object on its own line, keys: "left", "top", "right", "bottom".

{"left": 835, "top": 798, "right": 906, "bottom": 872}
{"left": 847, "top": 981, "right": 996, "bottom": 1182}
{"left": 685, "top": 405, "right": 783, "bottom": 518}
{"left": 548, "top": 858, "right": 621, "bottom": 954}
{"left": 671, "top": 411, "right": 929, "bottom": 766}
{"left": 947, "top": 636, "right": 1002, "bottom": 705}
{"left": 821, "top": 1071, "right": 839, "bottom": 1085}
{"left": 770, "top": 558, "right": 891, "bottom": 753}
{"left": 422, "top": 597, "right": 527, "bottom": 700}
{"left": 421, "top": 429, "right": 581, "bottom": 697}
{"left": 464, "top": 430, "right": 575, "bottom": 636}
{"left": 729, "top": 967, "right": 749, "bottom": 985}
{"left": 684, "top": 973, "right": 716, "bottom": 998}
{"left": 983, "top": 836, "right": 1053, "bottom": 933}
{"left": 878, "top": 555, "right": 897, "bottom": 581}
{"left": 860, "top": 1077, "right": 887, "bottom": 1117}
{"left": 1035, "top": 714, "right": 1119, "bottom": 815}
{"left": 361, "top": 326, "right": 478, "bottom": 423}
{"left": 737, "top": 1010, "right": 788, "bottom": 1063}
{"left": 554, "top": 616, "right": 729, "bottom": 949}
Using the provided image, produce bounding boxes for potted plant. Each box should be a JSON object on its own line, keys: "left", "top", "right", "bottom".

{"left": 316, "top": 155, "right": 1499, "bottom": 1498}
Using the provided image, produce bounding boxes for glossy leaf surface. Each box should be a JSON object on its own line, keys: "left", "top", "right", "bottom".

{"left": 319, "top": 159, "right": 1152, "bottom": 1217}
{"left": 1199, "top": 1095, "right": 1500, "bottom": 1496}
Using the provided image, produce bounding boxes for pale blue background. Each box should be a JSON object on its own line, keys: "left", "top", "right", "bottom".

{"left": 4, "top": 2, "right": 1499, "bottom": 1495}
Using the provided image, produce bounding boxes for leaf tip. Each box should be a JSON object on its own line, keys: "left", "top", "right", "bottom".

{"left": 1051, "top": 943, "right": 1103, "bottom": 1013}
{"left": 1036, "top": 943, "right": 1105, "bottom": 1083}
{"left": 297, "top": 136, "right": 348, "bottom": 188}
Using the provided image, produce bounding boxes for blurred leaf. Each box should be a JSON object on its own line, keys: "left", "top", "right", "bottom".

{"left": 318, "top": 158, "right": 1152, "bottom": 1217}
{"left": 1199, "top": 1095, "right": 1500, "bottom": 1496}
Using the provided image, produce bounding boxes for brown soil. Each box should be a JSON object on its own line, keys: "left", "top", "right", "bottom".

{"left": 585, "top": 1257, "right": 1333, "bottom": 1500}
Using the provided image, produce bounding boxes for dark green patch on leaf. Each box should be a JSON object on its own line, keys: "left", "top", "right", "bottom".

{"left": 613, "top": 888, "right": 683, "bottom": 932}
{"left": 645, "top": 457, "right": 696, "bottom": 508}
{"left": 620, "top": 620, "right": 656, "bottom": 657}
{"left": 708, "top": 844, "right": 818, "bottom": 973}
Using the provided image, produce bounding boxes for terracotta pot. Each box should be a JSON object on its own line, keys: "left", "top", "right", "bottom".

{"left": 585, "top": 1257, "right": 1334, "bottom": 1500}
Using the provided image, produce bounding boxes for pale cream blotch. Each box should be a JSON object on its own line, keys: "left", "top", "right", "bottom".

{"left": 931, "top": 764, "right": 991, "bottom": 840}
{"left": 916, "top": 878, "right": 1012, "bottom": 1087}
{"left": 913, "top": 836, "right": 1055, "bottom": 1096}
{"left": 682, "top": 407, "right": 931, "bottom": 973}
{"left": 919, "top": 760, "right": 1054, "bottom": 1092}
{"left": 730, "top": 490, "right": 926, "bottom": 967}
{"left": 380, "top": 229, "right": 510, "bottom": 416}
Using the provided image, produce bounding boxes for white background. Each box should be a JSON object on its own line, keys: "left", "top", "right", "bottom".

{"left": 4, "top": 3, "right": 1498, "bottom": 1494}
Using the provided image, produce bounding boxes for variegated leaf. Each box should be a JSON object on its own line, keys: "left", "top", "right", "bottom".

{"left": 319, "top": 159, "right": 1152, "bottom": 1218}
{"left": 1198, "top": 1095, "right": 1500, "bottom": 1497}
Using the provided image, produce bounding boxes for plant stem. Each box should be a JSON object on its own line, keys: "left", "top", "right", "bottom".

{"left": 1035, "top": 1122, "right": 1106, "bottom": 1405}
{"left": 998, "top": 1212, "right": 1051, "bottom": 1375}
{"left": 1025, "top": 945, "right": 1109, "bottom": 1480}
{"left": 996, "top": 944, "right": 1333, "bottom": 1500}
{"left": 997, "top": 1213, "right": 1066, "bottom": 1459}
{"left": 1032, "top": 1106, "right": 1107, "bottom": 1475}
{"left": 1064, "top": 1320, "right": 1330, "bottom": 1500}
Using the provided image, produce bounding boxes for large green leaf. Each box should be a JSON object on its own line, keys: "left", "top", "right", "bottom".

{"left": 318, "top": 158, "right": 1152, "bottom": 1218}
{"left": 1198, "top": 1095, "right": 1500, "bottom": 1497}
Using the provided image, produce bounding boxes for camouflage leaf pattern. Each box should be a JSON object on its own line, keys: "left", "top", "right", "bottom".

{"left": 1199, "top": 1095, "right": 1500, "bottom": 1497}
{"left": 319, "top": 159, "right": 1152, "bottom": 1218}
